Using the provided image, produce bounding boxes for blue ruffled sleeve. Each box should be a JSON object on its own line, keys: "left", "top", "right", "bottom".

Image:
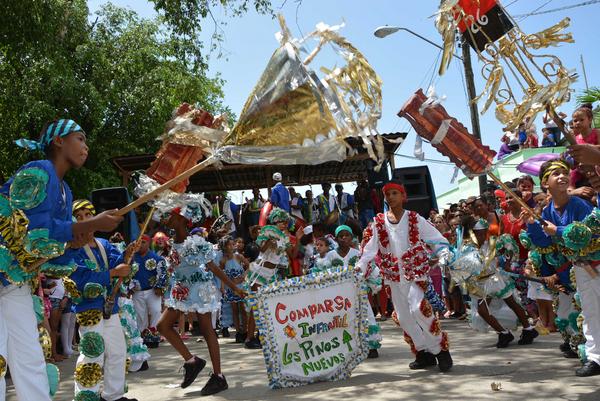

{"left": 9, "top": 160, "right": 73, "bottom": 243}
{"left": 526, "top": 220, "right": 552, "bottom": 248}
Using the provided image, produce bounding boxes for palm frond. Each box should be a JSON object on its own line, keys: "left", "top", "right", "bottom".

{"left": 578, "top": 87, "right": 600, "bottom": 104}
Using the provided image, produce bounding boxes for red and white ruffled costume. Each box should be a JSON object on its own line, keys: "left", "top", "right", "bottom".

{"left": 357, "top": 211, "right": 450, "bottom": 356}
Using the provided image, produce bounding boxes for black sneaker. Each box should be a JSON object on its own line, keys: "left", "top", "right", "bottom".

{"left": 563, "top": 348, "right": 579, "bottom": 358}
{"left": 517, "top": 328, "right": 539, "bottom": 345}
{"left": 181, "top": 356, "right": 207, "bottom": 388}
{"left": 367, "top": 349, "right": 379, "bottom": 359}
{"left": 221, "top": 328, "right": 230, "bottom": 338}
{"left": 496, "top": 332, "right": 514, "bottom": 348}
{"left": 575, "top": 361, "right": 600, "bottom": 377}
{"left": 200, "top": 373, "right": 229, "bottom": 396}
{"left": 101, "top": 397, "right": 138, "bottom": 401}
{"left": 436, "top": 350, "right": 453, "bottom": 372}
{"left": 559, "top": 341, "right": 571, "bottom": 353}
{"left": 138, "top": 360, "right": 149, "bottom": 371}
{"left": 245, "top": 338, "right": 262, "bottom": 349}
{"left": 235, "top": 331, "right": 246, "bottom": 343}
{"left": 408, "top": 350, "right": 437, "bottom": 369}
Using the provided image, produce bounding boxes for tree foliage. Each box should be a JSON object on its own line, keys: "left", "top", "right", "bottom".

{"left": 0, "top": 0, "right": 270, "bottom": 197}
{"left": 577, "top": 87, "right": 600, "bottom": 128}
{"left": 150, "top": 0, "right": 274, "bottom": 62}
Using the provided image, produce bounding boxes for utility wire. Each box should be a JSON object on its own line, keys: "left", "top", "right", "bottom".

{"left": 517, "top": 0, "right": 553, "bottom": 22}
{"left": 513, "top": 0, "right": 600, "bottom": 18}
{"left": 504, "top": 0, "right": 522, "bottom": 7}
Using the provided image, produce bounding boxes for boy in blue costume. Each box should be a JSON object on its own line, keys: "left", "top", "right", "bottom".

{"left": 131, "top": 234, "right": 167, "bottom": 335}
{"left": 0, "top": 120, "right": 122, "bottom": 401}
{"left": 525, "top": 159, "right": 600, "bottom": 377}
{"left": 69, "top": 199, "right": 136, "bottom": 401}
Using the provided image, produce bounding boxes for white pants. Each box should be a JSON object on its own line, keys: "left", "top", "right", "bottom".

{"left": 132, "top": 289, "right": 162, "bottom": 331}
{"left": 74, "top": 313, "right": 127, "bottom": 401}
{"left": 390, "top": 279, "right": 445, "bottom": 355}
{"left": 556, "top": 292, "right": 577, "bottom": 336}
{"left": 575, "top": 264, "right": 600, "bottom": 364}
{"left": 0, "top": 284, "right": 51, "bottom": 401}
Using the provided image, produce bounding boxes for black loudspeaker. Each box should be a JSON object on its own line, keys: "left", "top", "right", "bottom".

{"left": 366, "top": 159, "right": 389, "bottom": 188}
{"left": 91, "top": 187, "right": 133, "bottom": 242}
{"left": 392, "top": 166, "right": 438, "bottom": 218}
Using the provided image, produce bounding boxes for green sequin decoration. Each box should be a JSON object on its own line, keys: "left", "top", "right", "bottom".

{"left": 0, "top": 195, "right": 12, "bottom": 217}
{"left": 83, "top": 283, "right": 106, "bottom": 299}
{"left": 268, "top": 207, "right": 290, "bottom": 224}
{"left": 80, "top": 332, "right": 105, "bottom": 358}
{"left": 74, "top": 390, "right": 100, "bottom": 401}
{"left": 562, "top": 222, "right": 592, "bottom": 251}
{"left": 518, "top": 230, "right": 532, "bottom": 250}
{"left": 545, "top": 252, "right": 565, "bottom": 267}
{"left": 46, "top": 363, "right": 60, "bottom": 397}
{"left": 529, "top": 250, "right": 542, "bottom": 269}
{"left": 9, "top": 167, "right": 49, "bottom": 210}
{"left": 0, "top": 245, "right": 14, "bottom": 269}
{"left": 85, "top": 259, "right": 100, "bottom": 272}
{"left": 40, "top": 260, "right": 77, "bottom": 278}
{"left": 496, "top": 234, "right": 519, "bottom": 257}
{"left": 0, "top": 246, "right": 34, "bottom": 285}
{"left": 583, "top": 208, "right": 600, "bottom": 235}
{"left": 23, "top": 229, "right": 65, "bottom": 259}
{"left": 32, "top": 295, "right": 44, "bottom": 324}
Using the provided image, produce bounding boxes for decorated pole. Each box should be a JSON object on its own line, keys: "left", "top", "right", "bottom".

{"left": 398, "top": 88, "right": 544, "bottom": 223}
{"left": 103, "top": 206, "right": 156, "bottom": 319}
{"left": 116, "top": 157, "right": 217, "bottom": 217}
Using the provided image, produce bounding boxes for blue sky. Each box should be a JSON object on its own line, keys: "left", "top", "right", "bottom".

{"left": 89, "top": 0, "right": 599, "bottom": 204}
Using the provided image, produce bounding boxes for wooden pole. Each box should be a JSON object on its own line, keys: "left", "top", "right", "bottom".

{"left": 461, "top": 36, "right": 488, "bottom": 195}
{"left": 103, "top": 207, "right": 156, "bottom": 319}
{"left": 116, "top": 156, "right": 217, "bottom": 216}
{"left": 487, "top": 171, "right": 545, "bottom": 224}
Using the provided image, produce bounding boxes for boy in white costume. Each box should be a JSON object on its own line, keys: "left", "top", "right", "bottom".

{"left": 356, "top": 180, "right": 452, "bottom": 372}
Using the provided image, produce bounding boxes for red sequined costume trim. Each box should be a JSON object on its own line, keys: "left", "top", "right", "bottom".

{"left": 430, "top": 319, "right": 442, "bottom": 336}
{"left": 419, "top": 299, "right": 433, "bottom": 318}
{"left": 403, "top": 331, "right": 418, "bottom": 355}
{"left": 440, "top": 331, "right": 450, "bottom": 351}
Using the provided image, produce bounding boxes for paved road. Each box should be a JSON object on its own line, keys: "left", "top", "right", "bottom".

{"left": 6, "top": 319, "right": 599, "bottom": 400}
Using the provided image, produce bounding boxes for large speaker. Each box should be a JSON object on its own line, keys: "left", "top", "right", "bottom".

{"left": 392, "top": 166, "right": 438, "bottom": 218}
{"left": 91, "top": 187, "right": 139, "bottom": 242}
{"left": 366, "top": 159, "right": 389, "bottom": 188}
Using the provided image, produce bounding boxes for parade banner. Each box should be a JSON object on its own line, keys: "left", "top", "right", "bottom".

{"left": 248, "top": 270, "right": 370, "bottom": 388}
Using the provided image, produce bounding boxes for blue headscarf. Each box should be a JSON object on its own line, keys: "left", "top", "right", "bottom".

{"left": 16, "top": 119, "right": 84, "bottom": 151}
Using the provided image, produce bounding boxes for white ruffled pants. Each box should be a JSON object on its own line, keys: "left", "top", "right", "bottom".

{"left": 390, "top": 278, "right": 445, "bottom": 355}
{"left": 0, "top": 284, "right": 50, "bottom": 401}
{"left": 74, "top": 313, "right": 127, "bottom": 401}
{"left": 575, "top": 264, "right": 600, "bottom": 364}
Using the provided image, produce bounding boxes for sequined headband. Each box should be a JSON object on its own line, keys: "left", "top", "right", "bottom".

{"left": 541, "top": 160, "right": 570, "bottom": 183}
{"left": 72, "top": 199, "right": 96, "bottom": 216}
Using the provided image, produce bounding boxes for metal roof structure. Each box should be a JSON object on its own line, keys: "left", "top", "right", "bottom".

{"left": 111, "top": 132, "right": 407, "bottom": 192}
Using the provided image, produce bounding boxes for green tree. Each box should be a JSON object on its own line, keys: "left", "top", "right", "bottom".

{"left": 0, "top": 0, "right": 271, "bottom": 197}
{"left": 578, "top": 87, "right": 600, "bottom": 128}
